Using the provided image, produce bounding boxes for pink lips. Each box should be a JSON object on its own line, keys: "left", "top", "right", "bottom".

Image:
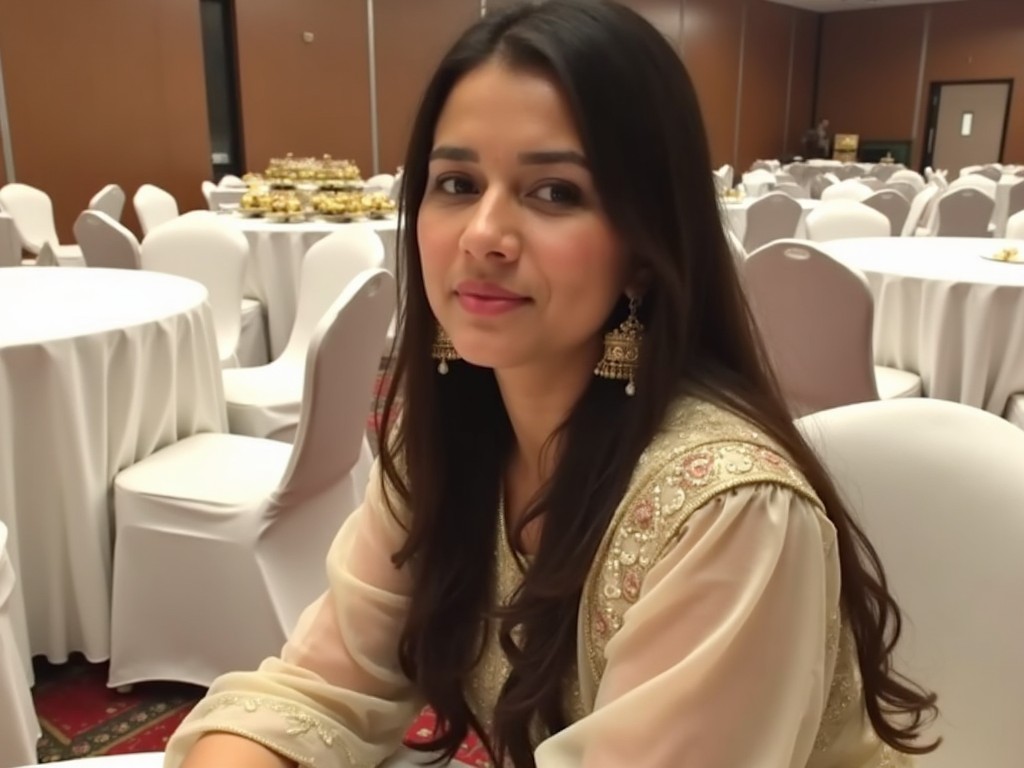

{"left": 454, "top": 280, "right": 530, "bottom": 316}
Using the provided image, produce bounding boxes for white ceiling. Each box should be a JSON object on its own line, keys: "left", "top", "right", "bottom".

{"left": 767, "top": 0, "right": 965, "bottom": 12}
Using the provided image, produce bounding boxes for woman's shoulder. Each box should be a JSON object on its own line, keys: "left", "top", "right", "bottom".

{"left": 626, "top": 395, "right": 820, "bottom": 510}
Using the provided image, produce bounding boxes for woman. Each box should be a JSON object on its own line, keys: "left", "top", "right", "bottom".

{"left": 167, "top": 2, "right": 937, "bottom": 767}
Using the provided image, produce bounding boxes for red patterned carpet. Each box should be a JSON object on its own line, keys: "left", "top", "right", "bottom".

{"left": 31, "top": 656, "right": 488, "bottom": 765}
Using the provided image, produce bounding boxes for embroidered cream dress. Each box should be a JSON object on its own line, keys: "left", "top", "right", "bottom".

{"left": 164, "top": 398, "right": 914, "bottom": 768}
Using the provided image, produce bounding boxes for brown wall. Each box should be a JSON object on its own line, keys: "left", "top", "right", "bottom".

{"left": 234, "top": 0, "right": 374, "bottom": 178}
{"left": 374, "top": 0, "right": 480, "bottom": 175}
{"left": 818, "top": 0, "right": 1024, "bottom": 170}
{"left": 0, "top": 0, "right": 211, "bottom": 240}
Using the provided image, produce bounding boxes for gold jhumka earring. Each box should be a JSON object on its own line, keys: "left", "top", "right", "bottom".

{"left": 431, "top": 324, "right": 460, "bottom": 374}
{"left": 594, "top": 295, "right": 644, "bottom": 396}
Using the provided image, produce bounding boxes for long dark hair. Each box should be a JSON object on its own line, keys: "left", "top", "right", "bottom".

{"left": 376, "top": 2, "right": 938, "bottom": 766}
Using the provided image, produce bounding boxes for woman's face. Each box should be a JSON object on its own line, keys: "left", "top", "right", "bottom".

{"left": 418, "top": 60, "right": 627, "bottom": 377}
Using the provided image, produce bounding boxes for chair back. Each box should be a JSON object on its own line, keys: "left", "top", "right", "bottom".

{"left": 948, "top": 173, "right": 997, "bottom": 196}
{"left": 1006, "top": 209, "right": 1024, "bottom": 239}
{"left": 73, "top": 210, "right": 141, "bottom": 269}
{"left": 277, "top": 269, "right": 395, "bottom": 502}
{"left": 133, "top": 184, "right": 180, "bottom": 236}
{"left": 805, "top": 200, "right": 891, "bottom": 240}
{"left": 934, "top": 187, "right": 995, "bottom": 237}
{"left": 901, "top": 185, "right": 940, "bottom": 236}
{"left": 820, "top": 180, "right": 874, "bottom": 202}
{"left": 282, "top": 226, "right": 386, "bottom": 363}
{"left": 36, "top": 241, "right": 60, "bottom": 267}
{"left": 0, "top": 183, "right": 58, "bottom": 254}
{"left": 970, "top": 166, "right": 1001, "bottom": 181}
{"left": 797, "top": 398, "right": 1024, "bottom": 768}
{"left": 218, "top": 174, "right": 246, "bottom": 189}
{"left": 774, "top": 182, "right": 809, "bottom": 200}
{"left": 0, "top": 213, "right": 21, "bottom": 267}
{"left": 201, "top": 180, "right": 217, "bottom": 208}
{"left": 889, "top": 169, "right": 926, "bottom": 192}
{"left": 1005, "top": 179, "right": 1024, "bottom": 221}
{"left": 862, "top": 190, "right": 911, "bottom": 236}
{"left": 744, "top": 239, "right": 879, "bottom": 415}
{"left": 365, "top": 173, "right": 395, "bottom": 192}
{"left": 208, "top": 188, "right": 245, "bottom": 211}
{"left": 883, "top": 180, "right": 918, "bottom": 202}
{"left": 140, "top": 218, "right": 246, "bottom": 362}
{"left": 88, "top": 184, "right": 126, "bottom": 222}
{"left": 742, "top": 192, "right": 802, "bottom": 252}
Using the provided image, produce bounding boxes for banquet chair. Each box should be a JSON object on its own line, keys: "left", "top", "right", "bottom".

{"left": 109, "top": 269, "right": 394, "bottom": 688}
{"left": 1006, "top": 209, "right": 1024, "bottom": 240}
{"left": 832, "top": 164, "right": 865, "bottom": 181}
{"left": 742, "top": 191, "right": 802, "bottom": 252}
{"left": 947, "top": 173, "right": 997, "bottom": 197}
{"left": 797, "top": 398, "right": 1024, "bottom": 768}
{"left": 0, "top": 183, "right": 85, "bottom": 265}
{"left": 933, "top": 187, "right": 995, "bottom": 238}
{"left": 223, "top": 226, "right": 386, "bottom": 441}
{"left": 73, "top": 211, "right": 141, "bottom": 269}
{"left": 853, "top": 176, "right": 881, "bottom": 190}
{"left": 200, "top": 179, "right": 216, "bottom": 208}
{"left": 34, "top": 241, "right": 61, "bottom": 267}
{"left": 774, "top": 182, "right": 809, "bottom": 200}
{"left": 900, "top": 185, "right": 940, "bottom": 237}
{"left": 744, "top": 239, "right": 921, "bottom": 417}
{"left": 820, "top": 180, "right": 874, "bottom": 203}
{"left": 868, "top": 163, "right": 899, "bottom": 182}
{"left": 140, "top": 217, "right": 246, "bottom": 366}
{"left": 0, "top": 212, "right": 23, "bottom": 267}
{"left": 0, "top": 522, "right": 39, "bottom": 768}
{"left": 1005, "top": 179, "right": 1024, "bottom": 221}
{"left": 133, "top": 184, "right": 179, "bottom": 236}
{"left": 889, "top": 169, "right": 926, "bottom": 193}
{"left": 1005, "top": 394, "right": 1024, "bottom": 431}
{"left": 805, "top": 200, "right": 891, "bottom": 241}
{"left": 970, "top": 166, "right": 1001, "bottom": 181}
{"left": 725, "top": 227, "right": 746, "bottom": 266}
{"left": 862, "top": 190, "right": 910, "bottom": 236}
{"left": 809, "top": 174, "right": 833, "bottom": 200}
{"left": 208, "top": 187, "right": 245, "bottom": 211}
{"left": 882, "top": 180, "right": 917, "bottom": 202}
{"left": 88, "top": 183, "right": 126, "bottom": 222}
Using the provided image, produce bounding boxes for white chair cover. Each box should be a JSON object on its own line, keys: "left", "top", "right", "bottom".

{"left": 140, "top": 218, "right": 247, "bottom": 365}
{"left": 901, "top": 185, "right": 940, "bottom": 237}
{"left": 200, "top": 180, "right": 216, "bottom": 208}
{"left": 0, "top": 213, "right": 22, "bottom": 267}
{"left": 88, "top": 184, "right": 126, "bottom": 222}
{"left": 365, "top": 173, "right": 396, "bottom": 192}
{"left": 741, "top": 192, "right": 802, "bottom": 252}
{"left": 1005, "top": 393, "right": 1024, "bottom": 430}
{"left": 862, "top": 190, "right": 911, "bottom": 236}
{"left": 218, "top": 174, "right": 246, "bottom": 189}
{"left": 744, "top": 239, "right": 921, "bottom": 416}
{"left": 0, "top": 522, "right": 39, "bottom": 768}
{"left": 805, "top": 200, "right": 891, "bottom": 241}
{"left": 73, "top": 211, "right": 141, "bottom": 270}
{"left": 934, "top": 187, "right": 996, "bottom": 238}
{"left": 132, "top": 184, "right": 179, "bottom": 237}
{"left": 222, "top": 226, "right": 385, "bottom": 441}
{"left": 1006, "top": 209, "right": 1024, "bottom": 239}
{"left": 797, "top": 399, "right": 1024, "bottom": 768}
{"left": 207, "top": 188, "right": 245, "bottom": 211}
{"left": 0, "top": 183, "right": 84, "bottom": 264}
{"left": 109, "top": 269, "right": 395, "bottom": 688}
{"left": 888, "top": 169, "right": 926, "bottom": 192}
{"left": 820, "top": 180, "right": 874, "bottom": 202}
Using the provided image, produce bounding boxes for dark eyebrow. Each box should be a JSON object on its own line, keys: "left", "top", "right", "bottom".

{"left": 428, "top": 146, "right": 478, "bottom": 162}
{"left": 518, "top": 150, "right": 588, "bottom": 167}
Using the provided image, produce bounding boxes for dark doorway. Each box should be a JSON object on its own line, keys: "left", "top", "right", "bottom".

{"left": 922, "top": 79, "right": 1012, "bottom": 172}
{"left": 199, "top": 0, "right": 245, "bottom": 180}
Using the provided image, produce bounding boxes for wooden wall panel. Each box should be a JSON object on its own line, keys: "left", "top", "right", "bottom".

{"left": 0, "top": 0, "right": 211, "bottom": 240}
{"left": 817, "top": 6, "right": 925, "bottom": 161}
{"left": 923, "top": 0, "right": 1024, "bottom": 167}
{"left": 624, "top": 0, "right": 683, "bottom": 47}
{"left": 235, "top": 0, "right": 373, "bottom": 177}
{"left": 680, "top": 0, "right": 745, "bottom": 168}
{"left": 373, "top": 0, "right": 481, "bottom": 175}
{"left": 737, "top": 0, "right": 794, "bottom": 171}
{"left": 787, "top": 9, "right": 819, "bottom": 158}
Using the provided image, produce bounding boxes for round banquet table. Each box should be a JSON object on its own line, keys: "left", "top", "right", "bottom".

{"left": 0, "top": 268, "right": 227, "bottom": 663}
{"left": 226, "top": 216, "right": 399, "bottom": 358}
{"left": 822, "top": 237, "right": 1024, "bottom": 415}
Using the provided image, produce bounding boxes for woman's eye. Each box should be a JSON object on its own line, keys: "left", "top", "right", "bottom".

{"left": 533, "top": 182, "right": 583, "bottom": 206}
{"left": 438, "top": 176, "right": 477, "bottom": 195}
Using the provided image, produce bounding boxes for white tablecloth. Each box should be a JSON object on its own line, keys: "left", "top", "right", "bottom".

{"left": 822, "top": 237, "right": 1024, "bottom": 415}
{"left": 722, "top": 198, "right": 821, "bottom": 242}
{"left": 0, "top": 268, "right": 227, "bottom": 662}
{"left": 227, "top": 217, "right": 399, "bottom": 357}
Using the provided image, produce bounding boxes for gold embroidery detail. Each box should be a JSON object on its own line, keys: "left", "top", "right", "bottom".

{"left": 191, "top": 693, "right": 341, "bottom": 747}
{"left": 581, "top": 399, "right": 821, "bottom": 685}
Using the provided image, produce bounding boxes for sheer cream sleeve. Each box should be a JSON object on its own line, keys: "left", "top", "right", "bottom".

{"left": 164, "top": 460, "right": 423, "bottom": 768}
{"left": 536, "top": 483, "right": 840, "bottom": 768}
